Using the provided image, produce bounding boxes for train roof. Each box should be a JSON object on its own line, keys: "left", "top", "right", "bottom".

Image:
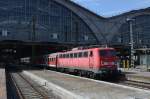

{"left": 48, "top": 45, "right": 115, "bottom": 56}
{"left": 58, "top": 47, "right": 115, "bottom": 54}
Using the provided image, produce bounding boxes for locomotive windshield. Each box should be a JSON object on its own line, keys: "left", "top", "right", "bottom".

{"left": 99, "top": 50, "right": 116, "bottom": 57}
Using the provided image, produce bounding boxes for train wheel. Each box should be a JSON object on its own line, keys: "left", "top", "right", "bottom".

{"left": 86, "top": 72, "right": 90, "bottom": 78}
{"left": 94, "top": 74, "right": 101, "bottom": 80}
{"left": 79, "top": 71, "right": 82, "bottom": 76}
{"left": 73, "top": 70, "right": 78, "bottom": 76}
{"left": 89, "top": 72, "right": 95, "bottom": 79}
{"left": 60, "top": 68, "right": 64, "bottom": 72}
{"left": 79, "top": 70, "right": 84, "bottom": 77}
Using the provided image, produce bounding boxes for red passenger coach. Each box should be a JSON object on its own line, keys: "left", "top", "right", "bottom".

{"left": 47, "top": 53, "right": 57, "bottom": 68}
{"left": 46, "top": 47, "right": 119, "bottom": 78}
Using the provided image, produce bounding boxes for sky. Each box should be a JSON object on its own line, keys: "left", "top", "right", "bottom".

{"left": 72, "top": 0, "right": 150, "bottom": 17}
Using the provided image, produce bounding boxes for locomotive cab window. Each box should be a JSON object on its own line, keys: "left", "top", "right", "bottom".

{"left": 64, "top": 54, "right": 67, "bottom": 58}
{"left": 99, "top": 50, "right": 116, "bottom": 57}
{"left": 63, "top": 54, "right": 65, "bottom": 58}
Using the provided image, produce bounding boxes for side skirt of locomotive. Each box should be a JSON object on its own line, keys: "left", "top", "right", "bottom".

{"left": 47, "top": 65, "right": 121, "bottom": 80}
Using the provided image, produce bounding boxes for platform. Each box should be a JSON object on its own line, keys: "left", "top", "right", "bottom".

{"left": 23, "top": 70, "right": 150, "bottom": 99}
{"left": 122, "top": 69, "right": 150, "bottom": 83}
{"left": 0, "top": 68, "right": 7, "bottom": 99}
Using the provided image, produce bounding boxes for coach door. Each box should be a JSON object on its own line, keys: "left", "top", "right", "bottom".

{"left": 89, "top": 51, "right": 93, "bottom": 69}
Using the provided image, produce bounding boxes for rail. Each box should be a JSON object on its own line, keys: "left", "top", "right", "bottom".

{"left": 10, "top": 72, "right": 49, "bottom": 99}
{"left": 118, "top": 80, "right": 150, "bottom": 90}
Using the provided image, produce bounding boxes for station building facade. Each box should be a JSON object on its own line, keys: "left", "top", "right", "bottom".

{"left": 0, "top": 0, "right": 150, "bottom": 47}
{"left": 0, "top": 0, "right": 107, "bottom": 44}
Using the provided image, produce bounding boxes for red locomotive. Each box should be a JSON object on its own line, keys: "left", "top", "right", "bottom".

{"left": 33, "top": 46, "right": 119, "bottom": 78}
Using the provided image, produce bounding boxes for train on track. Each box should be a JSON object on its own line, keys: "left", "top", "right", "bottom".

{"left": 21, "top": 46, "right": 120, "bottom": 79}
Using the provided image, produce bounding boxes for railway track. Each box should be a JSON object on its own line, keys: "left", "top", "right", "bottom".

{"left": 9, "top": 72, "right": 60, "bottom": 99}
{"left": 119, "top": 80, "right": 150, "bottom": 90}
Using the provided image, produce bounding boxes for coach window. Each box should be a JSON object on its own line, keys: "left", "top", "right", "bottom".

{"left": 76, "top": 53, "right": 78, "bottom": 58}
{"left": 77, "top": 53, "right": 79, "bottom": 58}
{"left": 83, "top": 52, "right": 88, "bottom": 57}
{"left": 70, "top": 53, "right": 73, "bottom": 58}
{"left": 63, "top": 54, "right": 65, "bottom": 58}
{"left": 74, "top": 53, "right": 77, "bottom": 58}
{"left": 65, "top": 54, "right": 67, "bottom": 58}
{"left": 68, "top": 54, "right": 71, "bottom": 58}
{"left": 79, "top": 52, "right": 82, "bottom": 57}
{"left": 67, "top": 54, "right": 69, "bottom": 58}
{"left": 66, "top": 54, "right": 69, "bottom": 58}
